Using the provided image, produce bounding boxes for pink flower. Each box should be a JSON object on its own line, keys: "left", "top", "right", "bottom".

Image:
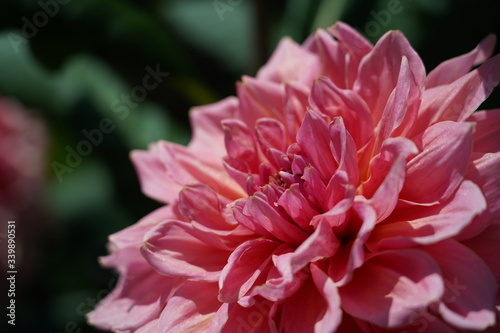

{"left": 88, "top": 23, "right": 500, "bottom": 332}
{"left": 0, "top": 98, "right": 46, "bottom": 219}
{"left": 0, "top": 98, "right": 47, "bottom": 273}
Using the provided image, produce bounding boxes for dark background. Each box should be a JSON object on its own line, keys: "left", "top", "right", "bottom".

{"left": 0, "top": 0, "right": 498, "bottom": 332}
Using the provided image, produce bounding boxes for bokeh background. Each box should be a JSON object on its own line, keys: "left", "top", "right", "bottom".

{"left": 0, "top": 0, "right": 499, "bottom": 332}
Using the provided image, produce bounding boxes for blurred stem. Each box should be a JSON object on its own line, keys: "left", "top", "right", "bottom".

{"left": 312, "top": 0, "right": 349, "bottom": 30}
{"left": 253, "top": 0, "right": 270, "bottom": 72}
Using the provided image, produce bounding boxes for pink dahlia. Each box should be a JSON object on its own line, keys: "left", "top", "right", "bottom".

{"left": 88, "top": 23, "right": 500, "bottom": 332}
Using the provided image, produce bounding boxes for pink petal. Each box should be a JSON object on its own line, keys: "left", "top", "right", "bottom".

{"left": 414, "top": 53, "right": 500, "bottom": 134}
{"left": 307, "top": 29, "right": 349, "bottom": 89}
{"left": 310, "top": 174, "right": 354, "bottom": 230}
{"left": 237, "top": 76, "right": 286, "bottom": 126}
{"left": 219, "top": 238, "right": 279, "bottom": 303}
{"left": 426, "top": 34, "right": 496, "bottom": 88}
{"left": 234, "top": 194, "right": 309, "bottom": 245}
{"left": 141, "top": 220, "right": 231, "bottom": 282}
{"left": 460, "top": 152, "right": 500, "bottom": 239}
{"left": 329, "top": 117, "right": 359, "bottom": 185}
{"left": 133, "top": 141, "right": 244, "bottom": 203}
{"left": 371, "top": 312, "right": 456, "bottom": 333}
{"left": 328, "top": 22, "right": 373, "bottom": 87}
{"left": 296, "top": 110, "right": 336, "bottom": 180}
{"left": 462, "top": 223, "right": 500, "bottom": 285}
{"left": 212, "top": 299, "right": 275, "bottom": 333}
{"left": 255, "top": 118, "right": 287, "bottom": 153}
{"left": 283, "top": 82, "right": 310, "bottom": 139}
{"left": 354, "top": 30, "right": 426, "bottom": 126}
{"left": 328, "top": 202, "right": 376, "bottom": 286}
{"left": 361, "top": 137, "right": 418, "bottom": 221}
{"left": 469, "top": 108, "right": 500, "bottom": 153}
{"left": 87, "top": 248, "right": 181, "bottom": 331}
{"left": 310, "top": 77, "right": 373, "bottom": 149}
{"left": 108, "top": 205, "right": 180, "bottom": 251}
{"left": 257, "top": 37, "right": 321, "bottom": 86}
{"left": 335, "top": 313, "right": 373, "bottom": 333}
{"left": 222, "top": 118, "right": 259, "bottom": 171}
{"left": 328, "top": 22, "right": 373, "bottom": 66}
{"left": 134, "top": 318, "right": 160, "bottom": 333}
{"left": 424, "top": 240, "right": 497, "bottom": 330}
{"left": 130, "top": 146, "right": 181, "bottom": 204}
{"left": 280, "top": 265, "right": 342, "bottom": 333}
{"left": 401, "top": 121, "right": 473, "bottom": 203}
{"left": 324, "top": 170, "right": 355, "bottom": 217}
{"left": 301, "top": 165, "right": 327, "bottom": 211}
{"left": 368, "top": 180, "right": 486, "bottom": 250}
{"left": 179, "top": 184, "right": 235, "bottom": 231}
{"left": 275, "top": 221, "right": 339, "bottom": 282}
{"left": 339, "top": 249, "right": 444, "bottom": 328}
{"left": 278, "top": 183, "right": 318, "bottom": 231}
{"left": 188, "top": 96, "right": 238, "bottom": 159}
{"left": 377, "top": 56, "right": 421, "bottom": 142}
{"left": 245, "top": 260, "right": 306, "bottom": 303}
{"left": 158, "top": 281, "right": 220, "bottom": 332}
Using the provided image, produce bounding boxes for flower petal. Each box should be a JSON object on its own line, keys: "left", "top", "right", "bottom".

{"left": 328, "top": 202, "right": 376, "bottom": 286}
{"left": 462, "top": 223, "right": 500, "bottom": 285}
{"left": 414, "top": 53, "right": 500, "bottom": 134}
{"left": 459, "top": 151, "right": 500, "bottom": 239}
{"left": 222, "top": 118, "right": 260, "bottom": 171}
{"left": 424, "top": 240, "right": 497, "bottom": 330}
{"left": 377, "top": 56, "right": 421, "bottom": 142}
{"left": 310, "top": 77, "right": 373, "bottom": 149}
{"left": 87, "top": 248, "right": 181, "bottom": 331}
{"left": 361, "top": 137, "right": 418, "bottom": 221}
{"left": 426, "top": 34, "right": 496, "bottom": 88}
{"left": 284, "top": 82, "right": 310, "bottom": 138}
{"left": 158, "top": 281, "right": 220, "bottom": 332}
{"left": 278, "top": 183, "right": 318, "bottom": 231}
{"left": 179, "top": 184, "right": 235, "bottom": 231}
{"left": 275, "top": 221, "right": 339, "bottom": 282}
{"left": 306, "top": 29, "right": 349, "bottom": 89}
{"left": 328, "top": 22, "right": 373, "bottom": 64}
{"left": 371, "top": 312, "right": 456, "bottom": 333}
{"left": 354, "top": 30, "right": 426, "bottom": 126}
{"left": 401, "top": 121, "right": 473, "bottom": 203}
{"left": 257, "top": 37, "right": 321, "bottom": 86}
{"left": 141, "top": 220, "right": 231, "bottom": 282}
{"left": 188, "top": 97, "right": 238, "bottom": 159}
{"left": 280, "top": 265, "right": 342, "bottom": 333}
{"left": 130, "top": 146, "right": 181, "bottom": 204}
{"left": 297, "top": 110, "right": 337, "bottom": 180}
{"left": 108, "top": 205, "right": 180, "bottom": 251}
{"left": 219, "top": 239, "right": 279, "bottom": 303}
{"left": 328, "top": 22, "right": 373, "bottom": 87}
{"left": 236, "top": 194, "right": 310, "bottom": 245}
{"left": 339, "top": 249, "right": 444, "bottom": 328}
{"left": 469, "top": 108, "right": 500, "bottom": 154}
{"left": 368, "top": 180, "right": 486, "bottom": 250}
{"left": 213, "top": 299, "right": 275, "bottom": 333}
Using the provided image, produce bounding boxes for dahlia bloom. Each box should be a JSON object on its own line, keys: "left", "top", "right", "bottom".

{"left": 88, "top": 23, "right": 500, "bottom": 332}
{"left": 0, "top": 98, "right": 46, "bottom": 220}
{"left": 0, "top": 98, "right": 47, "bottom": 272}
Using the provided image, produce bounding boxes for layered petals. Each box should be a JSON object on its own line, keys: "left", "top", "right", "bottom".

{"left": 338, "top": 249, "right": 444, "bottom": 328}
{"left": 93, "top": 22, "right": 500, "bottom": 333}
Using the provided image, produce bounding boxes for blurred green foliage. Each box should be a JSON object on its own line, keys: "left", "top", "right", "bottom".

{"left": 0, "top": 0, "right": 498, "bottom": 332}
